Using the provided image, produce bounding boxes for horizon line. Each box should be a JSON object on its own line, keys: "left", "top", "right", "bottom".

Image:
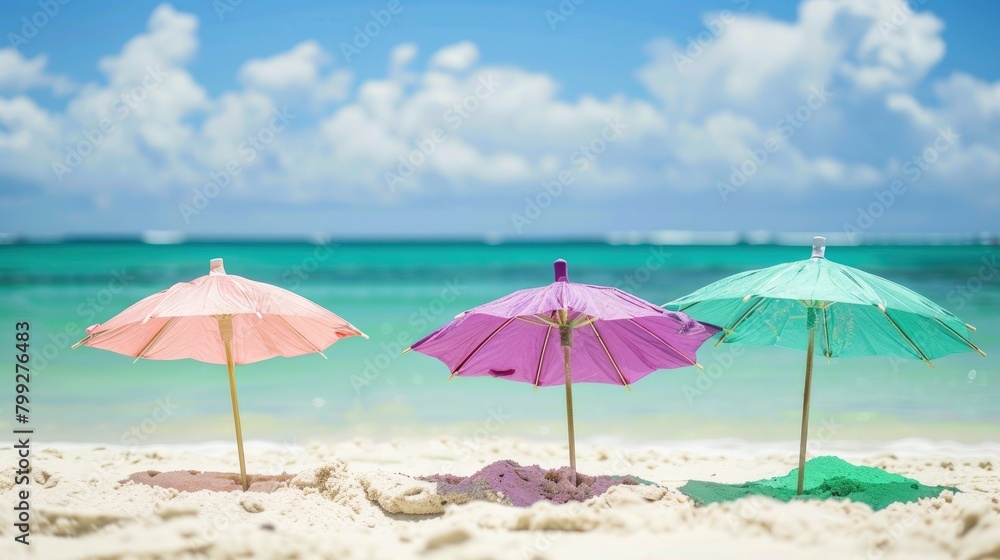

{"left": 1, "top": 230, "right": 998, "bottom": 247}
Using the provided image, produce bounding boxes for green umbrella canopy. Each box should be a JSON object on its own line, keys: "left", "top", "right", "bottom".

{"left": 665, "top": 239, "right": 985, "bottom": 363}
{"left": 665, "top": 237, "right": 985, "bottom": 496}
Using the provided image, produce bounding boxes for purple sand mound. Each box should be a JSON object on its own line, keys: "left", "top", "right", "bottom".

{"left": 420, "top": 460, "right": 643, "bottom": 507}
{"left": 122, "top": 470, "right": 294, "bottom": 493}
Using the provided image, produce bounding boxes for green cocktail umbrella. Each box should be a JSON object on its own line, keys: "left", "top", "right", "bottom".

{"left": 665, "top": 237, "right": 985, "bottom": 494}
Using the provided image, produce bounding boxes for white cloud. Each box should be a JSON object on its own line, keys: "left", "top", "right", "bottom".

{"left": 932, "top": 73, "right": 1000, "bottom": 122}
{"left": 429, "top": 41, "right": 479, "bottom": 72}
{"left": 391, "top": 43, "right": 418, "bottom": 72}
{"left": 314, "top": 70, "right": 354, "bottom": 103}
{"left": 98, "top": 4, "right": 198, "bottom": 86}
{"left": 1, "top": 0, "right": 998, "bottom": 217}
{"left": 22, "top": 2, "right": 209, "bottom": 197}
{"left": 239, "top": 40, "right": 353, "bottom": 105}
{"left": 199, "top": 90, "right": 276, "bottom": 166}
{"left": 0, "top": 49, "right": 75, "bottom": 94}
{"left": 0, "top": 96, "right": 58, "bottom": 180}
{"left": 431, "top": 142, "right": 532, "bottom": 185}
{"left": 240, "top": 41, "right": 328, "bottom": 90}
{"left": 887, "top": 72, "right": 1000, "bottom": 185}
{"left": 639, "top": 0, "right": 944, "bottom": 119}
{"left": 886, "top": 93, "right": 935, "bottom": 127}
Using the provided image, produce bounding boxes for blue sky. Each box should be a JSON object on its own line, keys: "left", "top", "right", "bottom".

{"left": 1, "top": 0, "right": 999, "bottom": 239}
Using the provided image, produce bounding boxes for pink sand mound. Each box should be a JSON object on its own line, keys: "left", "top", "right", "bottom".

{"left": 122, "top": 470, "right": 294, "bottom": 493}
{"left": 421, "top": 460, "right": 642, "bottom": 507}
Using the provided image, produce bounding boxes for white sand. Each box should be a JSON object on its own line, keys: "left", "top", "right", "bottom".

{"left": 1, "top": 437, "right": 998, "bottom": 559}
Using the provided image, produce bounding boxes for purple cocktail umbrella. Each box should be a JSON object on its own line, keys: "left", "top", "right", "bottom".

{"left": 407, "top": 259, "right": 719, "bottom": 483}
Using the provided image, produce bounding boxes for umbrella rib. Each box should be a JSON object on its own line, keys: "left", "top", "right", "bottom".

{"left": 822, "top": 306, "right": 832, "bottom": 361}
{"left": 517, "top": 316, "right": 555, "bottom": 327}
{"left": 73, "top": 324, "right": 129, "bottom": 349}
{"left": 839, "top": 269, "right": 883, "bottom": 306}
{"left": 229, "top": 279, "right": 259, "bottom": 314}
{"left": 627, "top": 318, "right": 701, "bottom": 369}
{"left": 277, "top": 316, "right": 328, "bottom": 359}
{"left": 533, "top": 325, "right": 552, "bottom": 391}
{"left": 451, "top": 317, "right": 517, "bottom": 377}
{"left": 933, "top": 318, "right": 988, "bottom": 357}
{"left": 716, "top": 297, "right": 766, "bottom": 347}
{"left": 546, "top": 312, "right": 564, "bottom": 326}
{"left": 878, "top": 306, "right": 933, "bottom": 367}
{"left": 132, "top": 317, "right": 180, "bottom": 363}
{"left": 590, "top": 322, "right": 630, "bottom": 390}
{"left": 141, "top": 285, "right": 185, "bottom": 324}
{"left": 248, "top": 315, "right": 284, "bottom": 358}
{"left": 350, "top": 325, "right": 370, "bottom": 339}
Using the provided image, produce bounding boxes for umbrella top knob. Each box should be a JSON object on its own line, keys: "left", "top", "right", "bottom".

{"left": 210, "top": 258, "right": 227, "bottom": 275}
{"left": 811, "top": 236, "right": 826, "bottom": 259}
{"left": 554, "top": 259, "right": 569, "bottom": 282}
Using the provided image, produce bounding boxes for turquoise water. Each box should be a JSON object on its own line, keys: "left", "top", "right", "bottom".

{"left": 1, "top": 241, "right": 997, "bottom": 445}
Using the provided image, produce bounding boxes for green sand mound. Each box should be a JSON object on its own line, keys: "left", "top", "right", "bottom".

{"left": 679, "top": 456, "right": 957, "bottom": 511}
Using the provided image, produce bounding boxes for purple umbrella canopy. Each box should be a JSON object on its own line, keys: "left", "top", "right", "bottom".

{"left": 411, "top": 260, "right": 719, "bottom": 387}
{"left": 407, "top": 259, "right": 720, "bottom": 483}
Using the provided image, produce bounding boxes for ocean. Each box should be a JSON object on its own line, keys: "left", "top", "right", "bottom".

{"left": 2, "top": 240, "right": 997, "bottom": 447}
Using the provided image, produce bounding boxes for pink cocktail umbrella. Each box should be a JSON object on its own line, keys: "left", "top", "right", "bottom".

{"left": 407, "top": 259, "right": 719, "bottom": 483}
{"left": 74, "top": 258, "right": 366, "bottom": 490}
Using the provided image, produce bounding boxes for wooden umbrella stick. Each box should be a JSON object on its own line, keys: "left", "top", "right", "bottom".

{"left": 563, "top": 344, "right": 577, "bottom": 487}
{"left": 559, "top": 316, "right": 577, "bottom": 487}
{"left": 219, "top": 315, "right": 248, "bottom": 492}
{"left": 225, "top": 340, "right": 249, "bottom": 492}
{"left": 796, "top": 328, "right": 816, "bottom": 495}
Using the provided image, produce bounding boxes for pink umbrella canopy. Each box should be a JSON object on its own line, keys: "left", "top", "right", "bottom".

{"left": 77, "top": 258, "right": 365, "bottom": 363}
{"left": 408, "top": 259, "right": 719, "bottom": 483}
{"left": 74, "top": 258, "right": 366, "bottom": 490}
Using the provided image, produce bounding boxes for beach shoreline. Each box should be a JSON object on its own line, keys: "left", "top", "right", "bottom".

{"left": 2, "top": 436, "right": 998, "bottom": 559}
